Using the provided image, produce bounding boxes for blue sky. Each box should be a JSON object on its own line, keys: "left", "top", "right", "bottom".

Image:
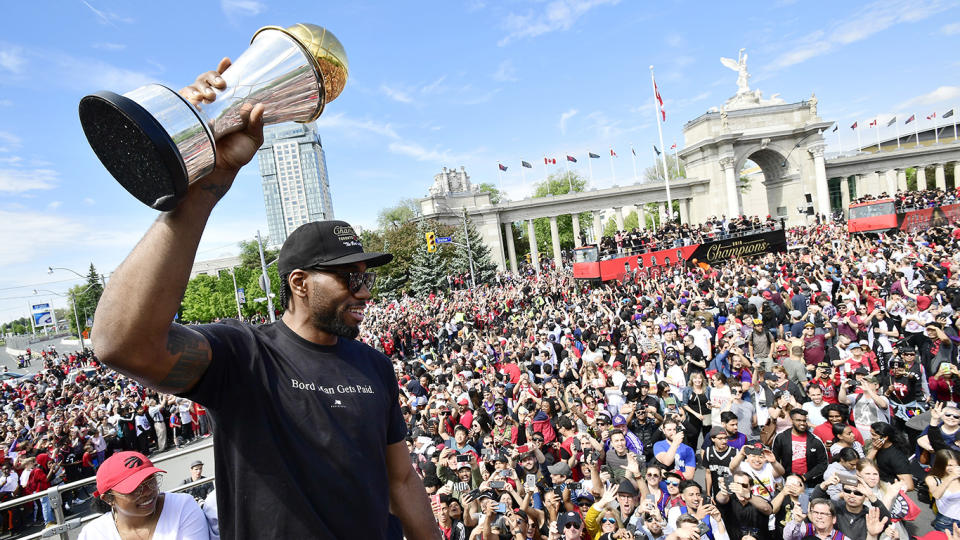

{"left": 1, "top": 0, "right": 959, "bottom": 322}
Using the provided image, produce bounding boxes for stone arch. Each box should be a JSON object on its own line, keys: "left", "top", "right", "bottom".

{"left": 732, "top": 143, "right": 793, "bottom": 219}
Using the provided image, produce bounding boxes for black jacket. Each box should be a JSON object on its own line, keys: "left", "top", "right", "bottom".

{"left": 771, "top": 429, "right": 828, "bottom": 487}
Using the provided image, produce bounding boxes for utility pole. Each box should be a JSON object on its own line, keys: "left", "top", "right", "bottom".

{"left": 256, "top": 231, "right": 276, "bottom": 323}
{"left": 462, "top": 209, "right": 476, "bottom": 289}
{"left": 229, "top": 268, "right": 243, "bottom": 320}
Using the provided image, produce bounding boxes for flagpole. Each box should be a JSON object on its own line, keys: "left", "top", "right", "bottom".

{"left": 914, "top": 113, "right": 920, "bottom": 147}
{"left": 650, "top": 65, "right": 673, "bottom": 220}
{"left": 587, "top": 153, "right": 594, "bottom": 184}
{"left": 954, "top": 107, "right": 958, "bottom": 141}
{"left": 542, "top": 159, "right": 548, "bottom": 188}
{"left": 609, "top": 153, "right": 616, "bottom": 185}
{"left": 673, "top": 144, "right": 680, "bottom": 177}
{"left": 894, "top": 118, "right": 901, "bottom": 149}
{"left": 874, "top": 121, "right": 880, "bottom": 152}
{"left": 856, "top": 123, "right": 862, "bottom": 152}
{"left": 520, "top": 166, "right": 526, "bottom": 194}
{"left": 934, "top": 115, "right": 940, "bottom": 145}
{"left": 563, "top": 156, "right": 572, "bottom": 192}
{"left": 836, "top": 128, "right": 843, "bottom": 154}
{"left": 497, "top": 166, "right": 503, "bottom": 195}
{"left": 630, "top": 147, "right": 638, "bottom": 183}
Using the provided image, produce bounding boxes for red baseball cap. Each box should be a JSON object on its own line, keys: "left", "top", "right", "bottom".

{"left": 93, "top": 451, "right": 165, "bottom": 498}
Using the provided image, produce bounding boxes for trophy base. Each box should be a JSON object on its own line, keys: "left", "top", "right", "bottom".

{"left": 79, "top": 91, "right": 190, "bottom": 211}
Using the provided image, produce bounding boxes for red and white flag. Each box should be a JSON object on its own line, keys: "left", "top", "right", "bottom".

{"left": 869, "top": 118, "right": 877, "bottom": 127}
{"left": 654, "top": 78, "right": 666, "bottom": 122}
{"left": 544, "top": 157, "right": 556, "bottom": 165}
{"left": 928, "top": 112, "right": 937, "bottom": 120}
{"left": 850, "top": 121, "right": 858, "bottom": 130}
{"left": 670, "top": 142, "right": 677, "bottom": 149}
{"left": 610, "top": 149, "right": 617, "bottom": 157}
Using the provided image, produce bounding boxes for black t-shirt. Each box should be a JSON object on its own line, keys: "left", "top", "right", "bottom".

{"left": 875, "top": 445, "right": 910, "bottom": 484}
{"left": 181, "top": 320, "right": 407, "bottom": 539}
{"left": 703, "top": 446, "right": 734, "bottom": 495}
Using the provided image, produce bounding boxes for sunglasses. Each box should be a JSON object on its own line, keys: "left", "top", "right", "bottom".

{"left": 842, "top": 488, "right": 863, "bottom": 496}
{"left": 945, "top": 413, "right": 960, "bottom": 419}
{"left": 312, "top": 268, "right": 376, "bottom": 294}
{"left": 600, "top": 518, "right": 617, "bottom": 524}
{"left": 565, "top": 522, "right": 582, "bottom": 529}
{"left": 665, "top": 480, "right": 680, "bottom": 486}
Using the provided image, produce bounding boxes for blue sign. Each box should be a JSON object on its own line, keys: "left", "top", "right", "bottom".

{"left": 436, "top": 236, "right": 453, "bottom": 244}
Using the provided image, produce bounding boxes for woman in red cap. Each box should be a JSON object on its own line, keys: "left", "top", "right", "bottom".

{"left": 80, "top": 451, "right": 209, "bottom": 539}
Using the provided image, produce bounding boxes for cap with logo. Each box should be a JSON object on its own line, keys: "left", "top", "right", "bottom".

{"left": 557, "top": 511, "right": 583, "bottom": 529}
{"left": 93, "top": 451, "right": 166, "bottom": 498}
{"left": 278, "top": 220, "right": 393, "bottom": 277}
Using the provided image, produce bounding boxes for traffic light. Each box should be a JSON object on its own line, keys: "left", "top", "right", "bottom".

{"left": 425, "top": 231, "right": 437, "bottom": 253}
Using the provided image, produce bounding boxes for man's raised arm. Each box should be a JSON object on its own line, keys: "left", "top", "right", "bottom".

{"left": 92, "top": 58, "right": 265, "bottom": 394}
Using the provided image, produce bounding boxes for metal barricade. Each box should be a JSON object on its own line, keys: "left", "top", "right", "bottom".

{"left": 3, "top": 439, "right": 214, "bottom": 540}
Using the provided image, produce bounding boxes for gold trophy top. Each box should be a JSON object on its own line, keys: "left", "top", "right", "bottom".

{"left": 253, "top": 23, "right": 348, "bottom": 104}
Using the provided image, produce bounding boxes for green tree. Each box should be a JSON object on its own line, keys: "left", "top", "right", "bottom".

{"left": 451, "top": 211, "right": 497, "bottom": 286}
{"left": 181, "top": 275, "right": 220, "bottom": 323}
{"left": 239, "top": 238, "right": 279, "bottom": 271}
{"left": 525, "top": 172, "right": 591, "bottom": 255}
{"left": 477, "top": 182, "right": 503, "bottom": 204}
{"left": 377, "top": 198, "right": 419, "bottom": 230}
{"left": 408, "top": 220, "right": 450, "bottom": 297}
{"left": 66, "top": 263, "right": 105, "bottom": 337}
{"left": 643, "top": 153, "right": 685, "bottom": 182}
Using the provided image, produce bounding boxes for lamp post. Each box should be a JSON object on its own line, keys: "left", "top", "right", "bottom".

{"left": 228, "top": 268, "right": 243, "bottom": 320}
{"left": 48, "top": 266, "right": 107, "bottom": 287}
{"left": 34, "top": 285, "right": 94, "bottom": 351}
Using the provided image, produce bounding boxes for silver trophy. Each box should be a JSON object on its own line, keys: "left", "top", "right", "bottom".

{"left": 78, "top": 23, "right": 347, "bottom": 211}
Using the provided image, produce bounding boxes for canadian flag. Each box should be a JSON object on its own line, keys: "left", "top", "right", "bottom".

{"left": 869, "top": 119, "right": 877, "bottom": 127}
{"left": 928, "top": 112, "right": 937, "bottom": 120}
{"left": 670, "top": 143, "right": 677, "bottom": 150}
{"left": 654, "top": 78, "right": 666, "bottom": 122}
{"left": 610, "top": 149, "right": 617, "bottom": 157}
{"left": 544, "top": 157, "right": 556, "bottom": 165}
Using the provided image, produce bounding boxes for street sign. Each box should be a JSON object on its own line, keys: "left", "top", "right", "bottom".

{"left": 437, "top": 236, "right": 453, "bottom": 243}
{"left": 237, "top": 287, "right": 246, "bottom": 304}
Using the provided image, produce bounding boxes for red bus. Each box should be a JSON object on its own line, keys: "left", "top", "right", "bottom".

{"left": 573, "top": 227, "right": 787, "bottom": 282}
{"left": 847, "top": 198, "right": 960, "bottom": 234}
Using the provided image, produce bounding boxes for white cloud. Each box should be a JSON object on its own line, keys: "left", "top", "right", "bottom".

{"left": 493, "top": 59, "right": 518, "bottom": 82}
{"left": 559, "top": 109, "right": 578, "bottom": 135}
{"left": 943, "top": 22, "right": 960, "bottom": 35}
{"left": 380, "top": 84, "right": 414, "bottom": 104}
{"left": 80, "top": 1, "right": 135, "bottom": 25}
{"left": 314, "top": 112, "right": 400, "bottom": 139}
{"left": 420, "top": 76, "right": 448, "bottom": 95}
{"left": 220, "top": 0, "right": 265, "bottom": 17}
{"left": 895, "top": 86, "right": 960, "bottom": 110}
{"left": 0, "top": 168, "right": 58, "bottom": 193}
{"left": 0, "top": 99, "right": 11, "bottom": 107}
{"left": 459, "top": 89, "right": 501, "bottom": 105}
{"left": 55, "top": 55, "right": 154, "bottom": 91}
{"left": 465, "top": 0, "right": 486, "bottom": 12}
{"left": 0, "top": 46, "right": 26, "bottom": 74}
{"left": 499, "top": 0, "right": 621, "bottom": 46}
{"left": 675, "top": 91, "right": 711, "bottom": 108}
{"left": 666, "top": 34, "right": 685, "bottom": 48}
{"left": 387, "top": 141, "right": 471, "bottom": 163}
{"left": 92, "top": 42, "right": 126, "bottom": 51}
{"left": 0, "top": 210, "right": 143, "bottom": 266}
{"left": 770, "top": 0, "right": 951, "bottom": 69}
{"left": 0, "top": 131, "right": 22, "bottom": 152}
{"left": 47, "top": 201, "right": 61, "bottom": 210}
{"left": 82, "top": 198, "right": 95, "bottom": 206}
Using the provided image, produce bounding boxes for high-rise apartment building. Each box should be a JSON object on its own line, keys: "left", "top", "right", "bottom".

{"left": 257, "top": 122, "right": 335, "bottom": 247}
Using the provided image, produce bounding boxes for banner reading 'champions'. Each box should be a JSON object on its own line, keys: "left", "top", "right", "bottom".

{"left": 689, "top": 228, "right": 788, "bottom": 265}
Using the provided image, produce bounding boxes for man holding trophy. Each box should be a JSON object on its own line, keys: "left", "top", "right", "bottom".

{"left": 87, "top": 24, "right": 438, "bottom": 540}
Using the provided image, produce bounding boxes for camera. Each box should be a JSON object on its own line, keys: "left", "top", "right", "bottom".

{"left": 457, "top": 454, "right": 471, "bottom": 463}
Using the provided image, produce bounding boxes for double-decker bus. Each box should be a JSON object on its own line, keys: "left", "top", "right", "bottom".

{"left": 847, "top": 198, "right": 960, "bottom": 234}
{"left": 573, "top": 226, "right": 787, "bottom": 282}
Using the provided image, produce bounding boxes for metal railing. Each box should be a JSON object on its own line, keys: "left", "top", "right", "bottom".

{"left": 605, "top": 223, "right": 783, "bottom": 258}
{"left": 2, "top": 439, "right": 214, "bottom": 540}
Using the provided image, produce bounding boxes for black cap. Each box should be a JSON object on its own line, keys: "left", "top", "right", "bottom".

{"left": 617, "top": 479, "right": 639, "bottom": 496}
{"left": 277, "top": 220, "right": 393, "bottom": 276}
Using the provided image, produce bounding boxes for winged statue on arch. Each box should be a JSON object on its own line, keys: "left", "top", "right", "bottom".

{"left": 720, "top": 48, "right": 750, "bottom": 95}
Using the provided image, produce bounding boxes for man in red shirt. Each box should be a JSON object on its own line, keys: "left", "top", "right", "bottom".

{"left": 801, "top": 323, "right": 828, "bottom": 368}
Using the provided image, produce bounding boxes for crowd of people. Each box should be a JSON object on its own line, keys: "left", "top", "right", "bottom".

{"left": 357, "top": 215, "right": 960, "bottom": 540}
{"left": 597, "top": 214, "right": 782, "bottom": 258}
{"left": 851, "top": 186, "right": 959, "bottom": 211}
{"left": 0, "top": 348, "right": 211, "bottom": 534}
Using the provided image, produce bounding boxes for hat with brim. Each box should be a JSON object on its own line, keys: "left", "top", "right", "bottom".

{"left": 278, "top": 220, "right": 393, "bottom": 276}
{"left": 93, "top": 451, "right": 165, "bottom": 498}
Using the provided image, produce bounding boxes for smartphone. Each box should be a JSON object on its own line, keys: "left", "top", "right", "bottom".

{"left": 456, "top": 454, "right": 470, "bottom": 463}
{"left": 837, "top": 471, "right": 859, "bottom": 487}
{"left": 525, "top": 474, "right": 537, "bottom": 490}
{"left": 572, "top": 438, "right": 582, "bottom": 452}
{"left": 496, "top": 502, "right": 507, "bottom": 514}
{"left": 455, "top": 481, "right": 470, "bottom": 492}
{"left": 490, "top": 481, "right": 506, "bottom": 489}
{"left": 500, "top": 470, "right": 511, "bottom": 477}
{"left": 568, "top": 482, "right": 581, "bottom": 491}
{"left": 697, "top": 522, "right": 710, "bottom": 536}
{"left": 430, "top": 494, "right": 441, "bottom": 508}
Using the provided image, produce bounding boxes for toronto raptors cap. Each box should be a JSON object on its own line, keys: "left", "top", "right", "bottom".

{"left": 278, "top": 220, "right": 393, "bottom": 276}
{"left": 93, "top": 451, "right": 166, "bottom": 498}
